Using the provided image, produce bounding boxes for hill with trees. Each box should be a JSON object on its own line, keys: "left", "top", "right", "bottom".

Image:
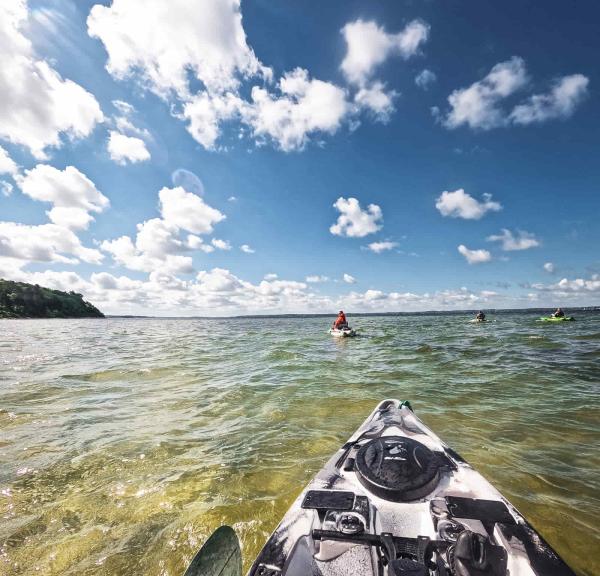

{"left": 0, "top": 279, "right": 104, "bottom": 318}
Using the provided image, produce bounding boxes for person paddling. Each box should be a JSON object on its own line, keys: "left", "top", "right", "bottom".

{"left": 551, "top": 307, "right": 565, "bottom": 318}
{"left": 332, "top": 310, "right": 348, "bottom": 329}
{"left": 475, "top": 310, "right": 486, "bottom": 321}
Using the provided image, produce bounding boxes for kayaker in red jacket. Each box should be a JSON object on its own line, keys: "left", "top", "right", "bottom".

{"left": 333, "top": 311, "right": 348, "bottom": 329}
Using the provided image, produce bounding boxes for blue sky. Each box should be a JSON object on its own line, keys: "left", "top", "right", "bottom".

{"left": 0, "top": 0, "right": 598, "bottom": 315}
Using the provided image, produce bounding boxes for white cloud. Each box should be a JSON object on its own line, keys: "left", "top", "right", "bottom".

{"left": 264, "top": 273, "right": 278, "bottom": 280}
{"left": 354, "top": 82, "right": 396, "bottom": 122}
{"left": 340, "top": 19, "right": 430, "bottom": 86}
{"left": 211, "top": 238, "right": 231, "bottom": 251}
{"left": 330, "top": 197, "right": 383, "bottom": 238}
{"left": 159, "top": 186, "right": 225, "bottom": 235}
{"left": 107, "top": 131, "right": 150, "bottom": 165}
{"left": 0, "top": 221, "right": 103, "bottom": 265}
{"left": 306, "top": 275, "right": 329, "bottom": 283}
{"left": 101, "top": 186, "right": 226, "bottom": 274}
{"left": 487, "top": 229, "right": 540, "bottom": 251}
{"left": 458, "top": 244, "right": 492, "bottom": 264}
{"left": 442, "top": 58, "right": 588, "bottom": 130}
{"left": 243, "top": 68, "right": 349, "bottom": 152}
{"left": 183, "top": 91, "right": 244, "bottom": 150}
{"left": 442, "top": 57, "right": 528, "bottom": 130}
{"left": 510, "top": 74, "right": 589, "bottom": 125}
{"left": 415, "top": 69, "right": 436, "bottom": 90}
{"left": 435, "top": 189, "right": 502, "bottom": 219}
{"left": 240, "top": 244, "right": 254, "bottom": 254}
{"left": 1, "top": 181, "right": 14, "bottom": 197}
{"left": 530, "top": 274, "right": 600, "bottom": 296}
{"left": 87, "top": 0, "right": 268, "bottom": 99}
{"left": 0, "top": 145, "right": 18, "bottom": 175}
{"left": 544, "top": 262, "right": 555, "bottom": 273}
{"left": 1, "top": 1, "right": 103, "bottom": 158}
{"left": 343, "top": 273, "right": 357, "bottom": 284}
{"left": 17, "top": 164, "right": 109, "bottom": 230}
{"left": 367, "top": 241, "right": 398, "bottom": 253}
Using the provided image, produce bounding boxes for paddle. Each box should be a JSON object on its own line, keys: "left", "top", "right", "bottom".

{"left": 183, "top": 525, "right": 242, "bottom": 576}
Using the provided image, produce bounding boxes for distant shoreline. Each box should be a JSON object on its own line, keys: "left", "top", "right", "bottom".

{"left": 104, "top": 306, "right": 599, "bottom": 320}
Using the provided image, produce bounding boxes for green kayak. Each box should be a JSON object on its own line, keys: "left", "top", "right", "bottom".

{"left": 539, "top": 316, "right": 575, "bottom": 322}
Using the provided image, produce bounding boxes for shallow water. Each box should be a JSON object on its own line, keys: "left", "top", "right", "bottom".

{"left": 0, "top": 312, "right": 598, "bottom": 575}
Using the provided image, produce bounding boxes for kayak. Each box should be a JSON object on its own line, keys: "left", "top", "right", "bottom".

{"left": 538, "top": 316, "right": 575, "bottom": 322}
{"left": 469, "top": 318, "right": 487, "bottom": 323}
{"left": 242, "top": 399, "right": 576, "bottom": 576}
{"left": 329, "top": 327, "right": 356, "bottom": 337}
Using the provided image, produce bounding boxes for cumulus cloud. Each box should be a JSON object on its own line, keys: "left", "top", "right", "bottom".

{"left": 0, "top": 222, "right": 103, "bottom": 265}
{"left": 330, "top": 197, "right": 383, "bottom": 238}
{"left": 0, "top": 145, "right": 18, "bottom": 175}
{"left": 487, "top": 229, "right": 540, "bottom": 251}
{"left": 343, "top": 273, "right": 357, "bottom": 284}
{"left": 366, "top": 241, "right": 398, "bottom": 253}
{"left": 101, "top": 186, "right": 226, "bottom": 274}
{"left": 435, "top": 189, "right": 502, "bottom": 220}
{"left": 415, "top": 69, "right": 436, "bottom": 90}
{"left": 240, "top": 244, "right": 255, "bottom": 254}
{"left": 442, "top": 57, "right": 528, "bottom": 130}
{"left": 458, "top": 244, "right": 492, "bottom": 264}
{"left": 87, "top": 0, "right": 268, "bottom": 99}
{"left": 17, "top": 164, "right": 109, "bottom": 230}
{"left": 306, "top": 275, "right": 329, "bottom": 283}
{"left": 441, "top": 57, "right": 589, "bottom": 130}
{"left": 107, "top": 131, "right": 150, "bottom": 165}
{"left": 159, "top": 186, "right": 224, "bottom": 235}
{"left": 354, "top": 82, "right": 396, "bottom": 122}
{"left": 1, "top": 1, "right": 103, "bottom": 158}
{"left": 243, "top": 68, "right": 349, "bottom": 151}
{"left": 1, "top": 181, "right": 14, "bottom": 197}
{"left": 211, "top": 238, "right": 231, "bottom": 251}
{"left": 510, "top": 74, "right": 589, "bottom": 125}
{"left": 340, "top": 19, "right": 430, "bottom": 86}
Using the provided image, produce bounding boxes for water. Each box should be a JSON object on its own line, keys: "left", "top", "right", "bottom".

{"left": 0, "top": 312, "right": 598, "bottom": 576}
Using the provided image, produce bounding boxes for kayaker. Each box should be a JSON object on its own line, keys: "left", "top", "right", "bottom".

{"left": 476, "top": 310, "right": 485, "bottom": 321}
{"left": 332, "top": 310, "right": 348, "bottom": 329}
{"left": 552, "top": 307, "right": 565, "bottom": 318}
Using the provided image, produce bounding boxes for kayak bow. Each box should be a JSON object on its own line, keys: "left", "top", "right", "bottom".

{"left": 245, "top": 399, "right": 575, "bottom": 576}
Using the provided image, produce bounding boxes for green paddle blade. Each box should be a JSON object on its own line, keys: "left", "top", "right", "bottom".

{"left": 183, "top": 525, "right": 242, "bottom": 576}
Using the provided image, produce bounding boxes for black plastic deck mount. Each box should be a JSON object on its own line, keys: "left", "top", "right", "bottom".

{"left": 301, "top": 490, "right": 355, "bottom": 510}
{"left": 354, "top": 437, "right": 442, "bottom": 502}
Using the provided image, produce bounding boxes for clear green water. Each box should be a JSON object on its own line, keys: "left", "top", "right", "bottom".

{"left": 0, "top": 313, "right": 598, "bottom": 576}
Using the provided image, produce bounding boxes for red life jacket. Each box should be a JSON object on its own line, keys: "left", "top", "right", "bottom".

{"left": 334, "top": 314, "right": 347, "bottom": 328}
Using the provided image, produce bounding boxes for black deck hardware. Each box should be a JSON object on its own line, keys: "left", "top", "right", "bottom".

{"left": 301, "top": 490, "right": 355, "bottom": 510}
{"left": 445, "top": 496, "right": 515, "bottom": 524}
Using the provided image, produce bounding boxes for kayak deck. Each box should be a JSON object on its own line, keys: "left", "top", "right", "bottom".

{"left": 248, "top": 400, "right": 575, "bottom": 576}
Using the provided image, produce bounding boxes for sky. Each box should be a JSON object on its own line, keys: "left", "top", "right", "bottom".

{"left": 0, "top": 0, "right": 599, "bottom": 316}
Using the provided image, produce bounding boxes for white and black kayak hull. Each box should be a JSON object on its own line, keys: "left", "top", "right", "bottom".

{"left": 247, "top": 400, "right": 575, "bottom": 576}
{"left": 329, "top": 327, "right": 356, "bottom": 337}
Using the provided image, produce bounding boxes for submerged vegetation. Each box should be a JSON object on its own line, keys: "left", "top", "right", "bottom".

{"left": 0, "top": 279, "right": 104, "bottom": 318}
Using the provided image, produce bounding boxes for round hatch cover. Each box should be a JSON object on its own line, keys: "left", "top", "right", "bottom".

{"left": 355, "top": 436, "right": 442, "bottom": 502}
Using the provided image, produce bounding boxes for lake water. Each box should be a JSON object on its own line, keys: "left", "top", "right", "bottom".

{"left": 0, "top": 312, "right": 598, "bottom": 575}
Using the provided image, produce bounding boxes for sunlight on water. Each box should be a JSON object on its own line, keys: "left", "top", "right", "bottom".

{"left": 0, "top": 313, "right": 598, "bottom": 575}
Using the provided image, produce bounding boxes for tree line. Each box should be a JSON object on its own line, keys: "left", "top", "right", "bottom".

{"left": 0, "top": 279, "right": 104, "bottom": 318}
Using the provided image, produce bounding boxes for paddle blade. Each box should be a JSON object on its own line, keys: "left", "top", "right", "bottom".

{"left": 183, "top": 525, "right": 242, "bottom": 576}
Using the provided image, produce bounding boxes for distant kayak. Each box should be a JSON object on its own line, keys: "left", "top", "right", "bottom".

{"left": 329, "top": 327, "right": 356, "bottom": 337}
{"left": 538, "top": 316, "right": 575, "bottom": 322}
{"left": 469, "top": 318, "right": 487, "bottom": 323}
